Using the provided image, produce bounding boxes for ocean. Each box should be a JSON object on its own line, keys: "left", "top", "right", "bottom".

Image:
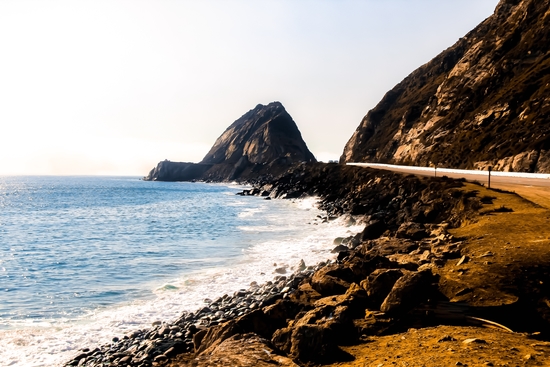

{"left": 0, "top": 176, "right": 362, "bottom": 367}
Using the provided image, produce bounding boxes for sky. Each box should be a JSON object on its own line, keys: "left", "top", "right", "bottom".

{"left": 0, "top": 0, "right": 499, "bottom": 176}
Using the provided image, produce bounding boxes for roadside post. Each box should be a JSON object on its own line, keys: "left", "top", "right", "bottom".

{"left": 488, "top": 166, "right": 492, "bottom": 189}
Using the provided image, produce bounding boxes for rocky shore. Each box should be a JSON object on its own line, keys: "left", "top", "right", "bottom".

{"left": 64, "top": 162, "right": 549, "bottom": 367}
{"left": 65, "top": 265, "right": 323, "bottom": 367}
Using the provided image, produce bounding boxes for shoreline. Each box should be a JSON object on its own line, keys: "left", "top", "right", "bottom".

{"left": 64, "top": 260, "right": 333, "bottom": 366}
{"left": 63, "top": 162, "right": 550, "bottom": 365}
{"left": 1, "top": 178, "right": 367, "bottom": 367}
{"left": 63, "top": 163, "right": 478, "bottom": 366}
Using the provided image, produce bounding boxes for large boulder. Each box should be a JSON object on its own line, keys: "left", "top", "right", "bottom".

{"left": 360, "top": 268, "right": 405, "bottom": 309}
{"left": 272, "top": 305, "right": 354, "bottom": 363}
{"left": 380, "top": 270, "right": 438, "bottom": 315}
{"left": 310, "top": 264, "right": 354, "bottom": 296}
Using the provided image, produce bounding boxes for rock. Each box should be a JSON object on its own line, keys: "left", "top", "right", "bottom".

{"left": 331, "top": 245, "right": 350, "bottom": 253}
{"left": 360, "top": 269, "right": 404, "bottom": 308}
{"left": 438, "top": 335, "right": 458, "bottom": 342}
{"left": 361, "top": 220, "right": 387, "bottom": 240}
{"left": 310, "top": 264, "right": 353, "bottom": 296}
{"left": 193, "top": 333, "right": 299, "bottom": 367}
{"left": 396, "top": 222, "right": 429, "bottom": 240}
{"left": 432, "top": 242, "right": 462, "bottom": 259}
{"left": 272, "top": 305, "right": 354, "bottom": 363}
{"left": 456, "top": 255, "right": 469, "bottom": 266}
{"left": 480, "top": 251, "right": 494, "bottom": 257}
{"left": 463, "top": 338, "right": 487, "bottom": 344}
{"left": 144, "top": 102, "right": 316, "bottom": 182}
{"left": 196, "top": 302, "right": 300, "bottom": 355}
{"left": 153, "top": 354, "right": 167, "bottom": 362}
{"left": 333, "top": 237, "right": 345, "bottom": 245}
{"left": 367, "top": 238, "right": 419, "bottom": 257}
{"left": 380, "top": 270, "right": 437, "bottom": 314}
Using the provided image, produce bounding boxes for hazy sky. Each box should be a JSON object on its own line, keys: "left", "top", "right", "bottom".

{"left": 0, "top": 0, "right": 498, "bottom": 176}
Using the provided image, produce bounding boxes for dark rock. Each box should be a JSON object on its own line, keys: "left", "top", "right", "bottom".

{"left": 380, "top": 270, "right": 438, "bottom": 314}
{"left": 272, "top": 305, "right": 354, "bottom": 363}
{"left": 361, "top": 220, "right": 387, "bottom": 240}
{"left": 310, "top": 264, "right": 354, "bottom": 296}
{"left": 396, "top": 222, "right": 429, "bottom": 240}
{"left": 331, "top": 244, "right": 350, "bottom": 253}
{"left": 361, "top": 268, "right": 404, "bottom": 309}
{"left": 367, "top": 238, "right": 419, "bottom": 257}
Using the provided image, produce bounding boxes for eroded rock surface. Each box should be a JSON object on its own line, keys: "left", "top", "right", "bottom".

{"left": 144, "top": 102, "right": 316, "bottom": 182}
{"left": 341, "top": 0, "right": 550, "bottom": 173}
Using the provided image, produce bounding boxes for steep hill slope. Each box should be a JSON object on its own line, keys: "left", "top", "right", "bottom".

{"left": 144, "top": 102, "right": 316, "bottom": 181}
{"left": 341, "top": 0, "right": 550, "bottom": 173}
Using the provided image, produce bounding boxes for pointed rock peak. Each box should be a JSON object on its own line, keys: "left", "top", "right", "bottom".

{"left": 201, "top": 101, "right": 315, "bottom": 167}
{"left": 144, "top": 101, "right": 316, "bottom": 182}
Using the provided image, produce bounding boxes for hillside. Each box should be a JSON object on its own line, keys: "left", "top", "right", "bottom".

{"left": 341, "top": 0, "right": 550, "bottom": 173}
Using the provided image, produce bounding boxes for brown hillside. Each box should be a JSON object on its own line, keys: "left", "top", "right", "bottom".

{"left": 341, "top": 0, "right": 550, "bottom": 173}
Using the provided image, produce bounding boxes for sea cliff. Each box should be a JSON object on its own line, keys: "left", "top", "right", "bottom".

{"left": 341, "top": 0, "right": 550, "bottom": 173}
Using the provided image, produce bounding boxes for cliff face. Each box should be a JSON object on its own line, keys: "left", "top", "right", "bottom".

{"left": 341, "top": 0, "right": 550, "bottom": 173}
{"left": 144, "top": 102, "right": 316, "bottom": 181}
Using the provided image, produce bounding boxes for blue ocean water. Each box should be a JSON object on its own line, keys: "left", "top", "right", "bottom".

{"left": 0, "top": 176, "right": 363, "bottom": 366}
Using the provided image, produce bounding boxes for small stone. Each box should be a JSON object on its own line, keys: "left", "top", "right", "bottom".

{"left": 438, "top": 335, "right": 457, "bottom": 342}
{"left": 456, "top": 255, "right": 469, "bottom": 266}
{"left": 152, "top": 321, "right": 162, "bottom": 326}
{"left": 463, "top": 338, "right": 487, "bottom": 344}
{"left": 153, "top": 354, "right": 168, "bottom": 362}
{"left": 524, "top": 354, "right": 533, "bottom": 360}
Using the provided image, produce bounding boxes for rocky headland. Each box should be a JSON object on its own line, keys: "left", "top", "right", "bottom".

{"left": 143, "top": 102, "right": 316, "bottom": 182}
{"left": 341, "top": 0, "right": 550, "bottom": 173}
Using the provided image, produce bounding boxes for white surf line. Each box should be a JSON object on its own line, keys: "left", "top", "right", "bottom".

{"left": 346, "top": 162, "right": 550, "bottom": 180}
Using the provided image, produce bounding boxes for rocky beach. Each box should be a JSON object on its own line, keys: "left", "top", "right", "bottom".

{"left": 66, "top": 163, "right": 550, "bottom": 366}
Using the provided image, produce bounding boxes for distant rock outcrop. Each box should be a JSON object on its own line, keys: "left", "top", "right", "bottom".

{"left": 341, "top": 0, "right": 550, "bottom": 173}
{"left": 144, "top": 102, "right": 316, "bottom": 181}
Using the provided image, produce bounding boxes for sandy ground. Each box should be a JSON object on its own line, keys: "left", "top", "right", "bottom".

{"left": 327, "top": 181, "right": 550, "bottom": 367}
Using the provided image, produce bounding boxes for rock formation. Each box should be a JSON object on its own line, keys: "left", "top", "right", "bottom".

{"left": 341, "top": 0, "right": 550, "bottom": 173}
{"left": 143, "top": 102, "right": 316, "bottom": 181}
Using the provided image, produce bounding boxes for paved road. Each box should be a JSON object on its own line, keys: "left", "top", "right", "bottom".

{"left": 347, "top": 163, "right": 550, "bottom": 188}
